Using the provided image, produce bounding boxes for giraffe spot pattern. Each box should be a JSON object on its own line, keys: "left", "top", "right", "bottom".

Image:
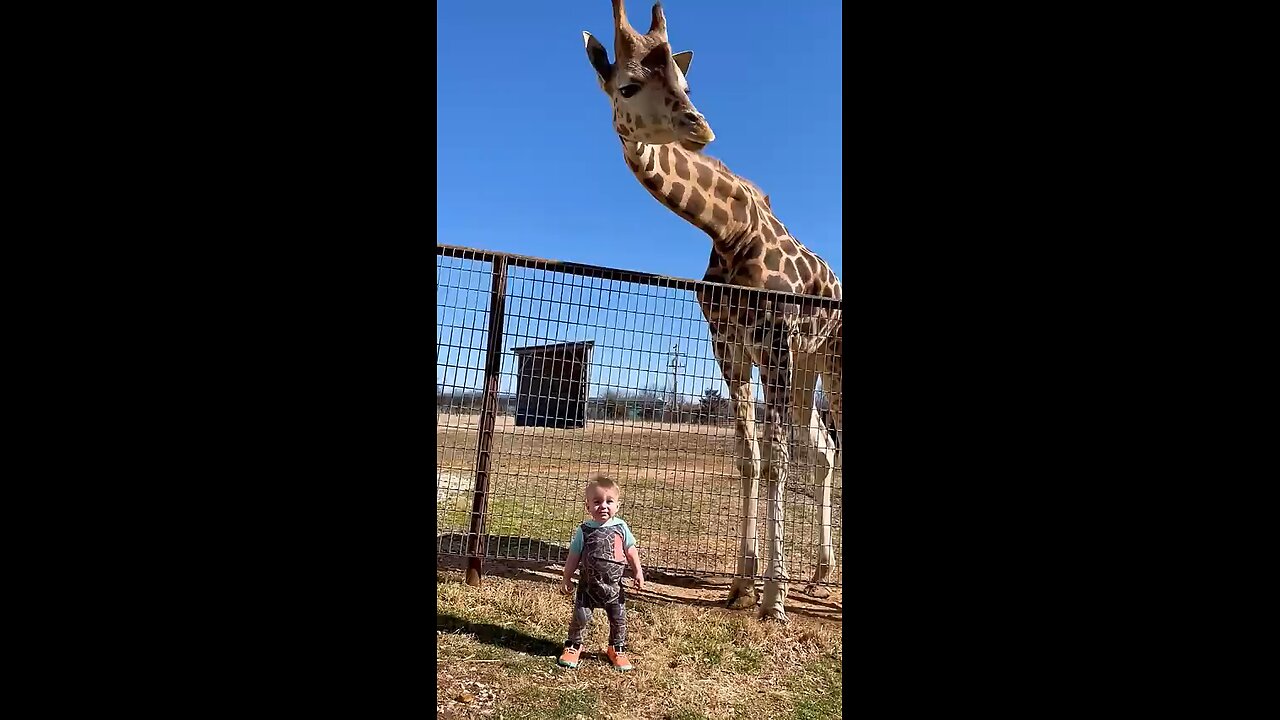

{"left": 795, "top": 255, "right": 813, "bottom": 283}
{"left": 695, "top": 162, "right": 714, "bottom": 189}
{"left": 711, "top": 204, "right": 728, "bottom": 226}
{"left": 685, "top": 186, "right": 706, "bottom": 217}
{"left": 763, "top": 272, "right": 797, "bottom": 293}
{"left": 763, "top": 248, "right": 782, "bottom": 272}
{"left": 674, "top": 151, "right": 690, "bottom": 181}
{"left": 659, "top": 145, "right": 671, "bottom": 174}
{"left": 669, "top": 181, "right": 687, "bottom": 205}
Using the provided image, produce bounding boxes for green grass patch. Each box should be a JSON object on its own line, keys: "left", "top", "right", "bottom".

{"left": 500, "top": 686, "right": 601, "bottom": 720}
{"left": 731, "top": 647, "right": 765, "bottom": 674}
{"left": 438, "top": 493, "right": 580, "bottom": 545}
{"left": 483, "top": 495, "right": 580, "bottom": 542}
{"left": 676, "top": 624, "right": 733, "bottom": 668}
{"left": 789, "top": 659, "right": 842, "bottom": 720}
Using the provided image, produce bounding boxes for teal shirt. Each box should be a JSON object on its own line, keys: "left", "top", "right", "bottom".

{"left": 568, "top": 518, "right": 637, "bottom": 555}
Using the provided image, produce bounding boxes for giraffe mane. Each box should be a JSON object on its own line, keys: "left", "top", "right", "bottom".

{"left": 669, "top": 146, "right": 785, "bottom": 256}
{"left": 696, "top": 151, "right": 770, "bottom": 207}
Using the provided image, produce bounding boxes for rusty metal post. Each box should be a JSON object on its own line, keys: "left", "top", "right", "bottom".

{"left": 465, "top": 255, "right": 508, "bottom": 587}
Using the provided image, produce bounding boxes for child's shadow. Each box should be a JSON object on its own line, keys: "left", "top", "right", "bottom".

{"left": 437, "top": 612, "right": 562, "bottom": 657}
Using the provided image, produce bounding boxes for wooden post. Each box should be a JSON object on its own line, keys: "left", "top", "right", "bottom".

{"left": 465, "top": 256, "right": 508, "bottom": 587}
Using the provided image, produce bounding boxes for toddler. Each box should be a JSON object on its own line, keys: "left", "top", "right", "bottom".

{"left": 557, "top": 474, "right": 644, "bottom": 671}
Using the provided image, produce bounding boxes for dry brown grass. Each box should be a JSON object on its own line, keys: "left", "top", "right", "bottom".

{"left": 437, "top": 564, "right": 842, "bottom": 720}
{"left": 437, "top": 412, "right": 843, "bottom": 586}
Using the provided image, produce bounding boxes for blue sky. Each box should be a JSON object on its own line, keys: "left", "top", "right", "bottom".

{"left": 437, "top": 1, "right": 842, "bottom": 400}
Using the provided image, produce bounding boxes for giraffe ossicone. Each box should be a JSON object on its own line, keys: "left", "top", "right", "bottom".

{"left": 582, "top": 0, "right": 842, "bottom": 622}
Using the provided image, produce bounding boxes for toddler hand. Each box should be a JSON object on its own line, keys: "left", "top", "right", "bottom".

{"left": 633, "top": 574, "right": 645, "bottom": 591}
{"left": 560, "top": 578, "right": 574, "bottom": 595}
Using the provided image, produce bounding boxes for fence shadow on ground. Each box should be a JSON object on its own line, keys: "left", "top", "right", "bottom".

{"left": 436, "top": 533, "right": 570, "bottom": 564}
{"left": 436, "top": 553, "right": 842, "bottom": 624}
{"left": 642, "top": 568, "right": 732, "bottom": 589}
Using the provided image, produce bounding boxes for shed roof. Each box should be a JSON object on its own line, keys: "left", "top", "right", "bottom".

{"left": 511, "top": 340, "right": 595, "bottom": 357}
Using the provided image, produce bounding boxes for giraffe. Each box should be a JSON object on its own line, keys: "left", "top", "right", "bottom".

{"left": 581, "top": 0, "right": 843, "bottom": 622}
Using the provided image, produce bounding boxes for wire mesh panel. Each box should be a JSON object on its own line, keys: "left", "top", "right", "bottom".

{"left": 436, "top": 248, "right": 495, "bottom": 563}
{"left": 436, "top": 244, "right": 843, "bottom": 588}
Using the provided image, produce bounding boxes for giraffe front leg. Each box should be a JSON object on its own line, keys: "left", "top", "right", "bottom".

{"left": 727, "top": 476, "right": 761, "bottom": 610}
{"left": 759, "top": 417, "right": 789, "bottom": 621}
{"left": 758, "top": 349, "right": 793, "bottom": 622}
{"left": 715, "top": 346, "right": 760, "bottom": 610}
{"left": 727, "top": 379, "right": 761, "bottom": 610}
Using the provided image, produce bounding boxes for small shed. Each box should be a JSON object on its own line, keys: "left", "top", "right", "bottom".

{"left": 512, "top": 340, "right": 594, "bottom": 428}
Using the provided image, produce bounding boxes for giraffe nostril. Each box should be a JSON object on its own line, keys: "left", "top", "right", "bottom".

{"left": 682, "top": 111, "right": 702, "bottom": 125}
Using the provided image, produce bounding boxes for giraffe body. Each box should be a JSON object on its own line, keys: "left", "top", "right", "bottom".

{"left": 584, "top": 1, "right": 842, "bottom": 622}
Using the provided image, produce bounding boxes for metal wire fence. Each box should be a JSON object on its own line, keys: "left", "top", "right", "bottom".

{"left": 437, "top": 243, "right": 842, "bottom": 589}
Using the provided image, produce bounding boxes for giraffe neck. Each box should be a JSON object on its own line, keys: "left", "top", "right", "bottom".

{"left": 618, "top": 138, "right": 842, "bottom": 300}
{"left": 619, "top": 138, "right": 766, "bottom": 257}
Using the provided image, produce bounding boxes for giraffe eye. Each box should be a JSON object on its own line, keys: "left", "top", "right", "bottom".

{"left": 619, "top": 84, "right": 641, "bottom": 99}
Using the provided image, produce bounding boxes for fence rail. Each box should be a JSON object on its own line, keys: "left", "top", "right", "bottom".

{"left": 437, "top": 243, "right": 842, "bottom": 590}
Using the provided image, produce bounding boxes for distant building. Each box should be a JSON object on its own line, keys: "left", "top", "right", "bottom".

{"left": 512, "top": 341, "right": 594, "bottom": 428}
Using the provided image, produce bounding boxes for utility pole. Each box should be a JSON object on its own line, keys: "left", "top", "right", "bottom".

{"left": 668, "top": 343, "right": 685, "bottom": 412}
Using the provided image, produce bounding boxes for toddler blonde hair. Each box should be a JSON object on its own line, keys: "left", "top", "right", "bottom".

{"left": 585, "top": 474, "right": 622, "bottom": 499}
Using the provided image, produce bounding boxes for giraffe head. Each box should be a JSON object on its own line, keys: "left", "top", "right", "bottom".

{"left": 582, "top": 0, "right": 715, "bottom": 151}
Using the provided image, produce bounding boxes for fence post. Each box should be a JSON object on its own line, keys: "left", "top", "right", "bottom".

{"left": 465, "top": 255, "right": 509, "bottom": 587}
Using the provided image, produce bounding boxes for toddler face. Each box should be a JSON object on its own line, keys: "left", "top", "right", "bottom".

{"left": 585, "top": 487, "right": 620, "bottom": 523}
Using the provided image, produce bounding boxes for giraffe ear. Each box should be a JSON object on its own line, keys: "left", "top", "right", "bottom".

{"left": 583, "top": 31, "right": 613, "bottom": 83}
{"left": 672, "top": 50, "right": 693, "bottom": 76}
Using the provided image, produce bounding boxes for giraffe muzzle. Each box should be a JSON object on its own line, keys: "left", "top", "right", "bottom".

{"left": 678, "top": 111, "right": 715, "bottom": 148}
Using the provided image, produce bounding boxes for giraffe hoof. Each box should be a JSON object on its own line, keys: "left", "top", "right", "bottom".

{"left": 803, "top": 584, "right": 831, "bottom": 599}
{"left": 758, "top": 608, "right": 788, "bottom": 624}
{"left": 726, "top": 591, "right": 756, "bottom": 610}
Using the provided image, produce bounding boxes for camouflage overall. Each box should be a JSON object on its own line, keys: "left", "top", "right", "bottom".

{"left": 567, "top": 522, "right": 628, "bottom": 647}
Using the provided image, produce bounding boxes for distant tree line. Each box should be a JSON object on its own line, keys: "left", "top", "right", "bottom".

{"left": 437, "top": 383, "right": 832, "bottom": 428}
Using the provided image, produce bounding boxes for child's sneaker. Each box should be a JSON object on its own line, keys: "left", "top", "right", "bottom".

{"left": 606, "top": 645, "right": 633, "bottom": 671}
{"left": 557, "top": 643, "right": 582, "bottom": 669}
